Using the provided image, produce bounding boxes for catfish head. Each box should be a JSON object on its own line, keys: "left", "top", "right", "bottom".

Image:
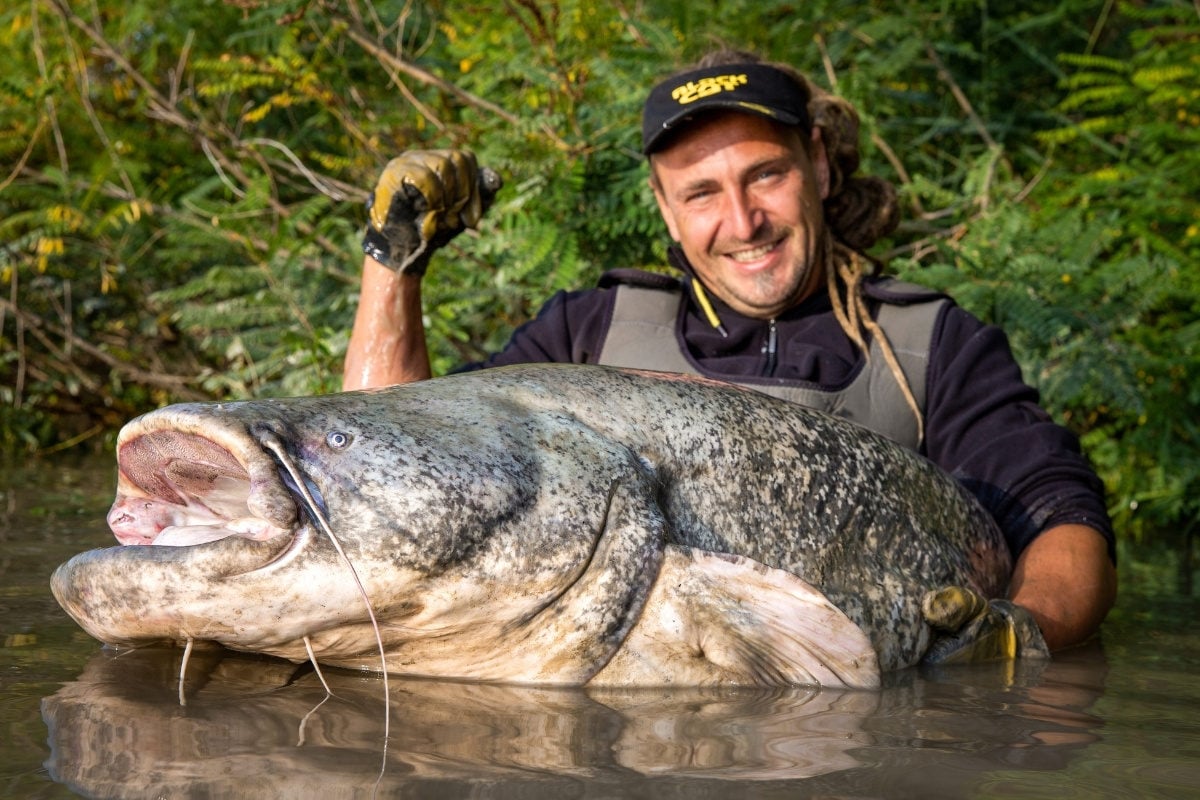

{"left": 50, "top": 383, "right": 668, "bottom": 684}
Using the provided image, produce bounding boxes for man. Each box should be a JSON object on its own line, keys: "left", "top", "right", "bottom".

{"left": 344, "top": 50, "right": 1116, "bottom": 660}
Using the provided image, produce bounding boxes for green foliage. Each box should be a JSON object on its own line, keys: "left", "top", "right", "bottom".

{"left": 0, "top": 0, "right": 1196, "bottom": 539}
{"left": 1037, "top": 2, "right": 1200, "bottom": 269}
{"left": 895, "top": 0, "right": 1200, "bottom": 536}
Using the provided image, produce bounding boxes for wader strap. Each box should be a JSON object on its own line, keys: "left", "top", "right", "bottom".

{"left": 596, "top": 284, "right": 695, "bottom": 374}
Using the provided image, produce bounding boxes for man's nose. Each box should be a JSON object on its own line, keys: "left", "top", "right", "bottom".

{"left": 725, "top": 188, "right": 764, "bottom": 241}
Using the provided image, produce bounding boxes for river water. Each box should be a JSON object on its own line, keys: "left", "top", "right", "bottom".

{"left": 2, "top": 454, "right": 1197, "bottom": 798}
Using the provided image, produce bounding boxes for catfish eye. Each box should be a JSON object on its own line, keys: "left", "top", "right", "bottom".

{"left": 326, "top": 431, "right": 352, "bottom": 449}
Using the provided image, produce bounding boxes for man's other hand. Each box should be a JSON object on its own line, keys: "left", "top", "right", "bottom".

{"left": 921, "top": 585, "right": 1051, "bottom": 664}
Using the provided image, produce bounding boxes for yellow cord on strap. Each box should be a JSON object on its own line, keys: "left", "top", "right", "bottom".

{"left": 691, "top": 279, "right": 728, "bottom": 337}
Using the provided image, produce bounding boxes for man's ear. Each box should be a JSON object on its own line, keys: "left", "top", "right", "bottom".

{"left": 810, "top": 127, "right": 832, "bottom": 200}
{"left": 648, "top": 169, "right": 681, "bottom": 242}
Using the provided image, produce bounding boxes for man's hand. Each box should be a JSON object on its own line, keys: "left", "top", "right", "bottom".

{"left": 362, "top": 150, "right": 503, "bottom": 275}
{"left": 920, "top": 585, "right": 1050, "bottom": 665}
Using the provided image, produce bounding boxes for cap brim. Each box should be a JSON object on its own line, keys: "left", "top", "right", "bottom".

{"left": 645, "top": 102, "right": 802, "bottom": 154}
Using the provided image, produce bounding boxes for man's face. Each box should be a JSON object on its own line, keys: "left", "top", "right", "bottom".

{"left": 650, "top": 112, "right": 831, "bottom": 319}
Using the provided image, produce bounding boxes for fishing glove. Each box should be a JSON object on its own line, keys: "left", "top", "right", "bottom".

{"left": 361, "top": 149, "right": 503, "bottom": 275}
{"left": 920, "top": 585, "right": 1050, "bottom": 664}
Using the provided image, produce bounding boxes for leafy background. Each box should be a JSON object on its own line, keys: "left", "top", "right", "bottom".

{"left": 1, "top": 0, "right": 1196, "bottom": 544}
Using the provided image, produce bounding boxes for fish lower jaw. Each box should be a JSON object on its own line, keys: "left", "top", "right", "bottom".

{"left": 148, "top": 518, "right": 292, "bottom": 547}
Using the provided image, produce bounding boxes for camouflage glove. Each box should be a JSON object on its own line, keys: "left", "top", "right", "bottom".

{"left": 920, "top": 585, "right": 1050, "bottom": 665}
{"left": 362, "top": 149, "right": 503, "bottom": 275}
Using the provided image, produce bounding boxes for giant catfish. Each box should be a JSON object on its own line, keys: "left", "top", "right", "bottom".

{"left": 51, "top": 364, "right": 1012, "bottom": 689}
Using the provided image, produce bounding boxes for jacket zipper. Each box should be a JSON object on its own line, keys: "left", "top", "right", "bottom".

{"left": 762, "top": 318, "right": 778, "bottom": 376}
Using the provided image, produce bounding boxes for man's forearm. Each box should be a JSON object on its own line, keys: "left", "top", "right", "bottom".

{"left": 342, "top": 257, "right": 432, "bottom": 390}
{"left": 1008, "top": 523, "right": 1117, "bottom": 651}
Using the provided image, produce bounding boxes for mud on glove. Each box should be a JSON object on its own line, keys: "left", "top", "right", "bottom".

{"left": 362, "top": 149, "right": 503, "bottom": 275}
{"left": 920, "top": 585, "right": 1050, "bottom": 665}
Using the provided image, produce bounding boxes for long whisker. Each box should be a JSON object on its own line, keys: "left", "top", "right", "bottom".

{"left": 372, "top": 722, "right": 390, "bottom": 800}
{"left": 303, "top": 635, "right": 333, "bottom": 697}
{"left": 259, "top": 436, "right": 391, "bottom": 741}
{"left": 297, "top": 693, "right": 332, "bottom": 747}
{"left": 178, "top": 636, "right": 194, "bottom": 706}
{"left": 297, "top": 636, "right": 336, "bottom": 746}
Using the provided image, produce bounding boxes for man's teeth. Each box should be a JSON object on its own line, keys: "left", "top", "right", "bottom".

{"left": 728, "top": 242, "right": 775, "bottom": 262}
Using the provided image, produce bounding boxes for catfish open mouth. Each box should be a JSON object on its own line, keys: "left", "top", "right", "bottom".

{"left": 106, "top": 428, "right": 300, "bottom": 548}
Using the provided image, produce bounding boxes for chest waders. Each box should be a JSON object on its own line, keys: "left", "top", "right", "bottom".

{"left": 596, "top": 279, "right": 946, "bottom": 451}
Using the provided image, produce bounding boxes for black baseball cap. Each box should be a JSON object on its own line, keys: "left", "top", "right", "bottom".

{"left": 642, "top": 62, "right": 812, "bottom": 155}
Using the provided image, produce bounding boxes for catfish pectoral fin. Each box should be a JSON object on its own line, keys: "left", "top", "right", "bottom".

{"left": 590, "top": 545, "right": 880, "bottom": 690}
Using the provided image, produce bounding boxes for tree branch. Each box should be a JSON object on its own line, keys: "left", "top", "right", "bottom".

{"left": 0, "top": 297, "right": 210, "bottom": 401}
{"left": 924, "top": 41, "right": 998, "bottom": 150}
{"left": 335, "top": 11, "right": 572, "bottom": 151}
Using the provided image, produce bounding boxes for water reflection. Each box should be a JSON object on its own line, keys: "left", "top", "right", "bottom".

{"left": 42, "top": 644, "right": 1109, "bottom": 798}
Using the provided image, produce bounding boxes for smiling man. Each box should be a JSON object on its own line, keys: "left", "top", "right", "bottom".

{"left": 649, "top": 111, "right": 829, "bottom": 319}
{"left": 343, "top": 49, "right": 1116, "bottom": 661}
